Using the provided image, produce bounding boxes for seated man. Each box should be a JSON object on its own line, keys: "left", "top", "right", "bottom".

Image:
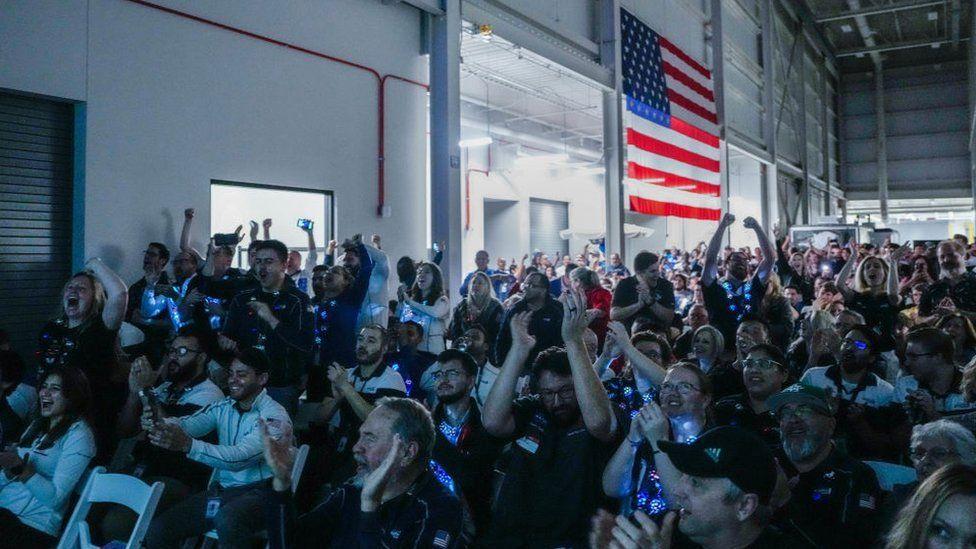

{"left": 895, "top": 327, "right": 970, "bottom": 422}
{"left": 482, "top": 288, "right": 619, "bottom": 547}
{"left": 264, "top": 397, "right": 467, "bottom": 547}
{"left": 713, "top": 343, "right": 788, "bottom": 450}
{"left": 105, "top": 330, "right": 225, "bottom": 539}
{"left": 429, "top": 350, "right": 503, "bottom": 535}
{"left": 144, "top": 347, "right": 292, "bottom": 549}
{"left": 767, "top": 383, "right": 883, "bottom": 547}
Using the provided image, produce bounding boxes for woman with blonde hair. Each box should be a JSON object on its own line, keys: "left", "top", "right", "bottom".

{"left": 446, "top": 270, "right": 503, "bottom": 352}
{"left": 836, "top": 241, "right": 909, "bottom": 350}
{"left": 758, "top": 272, "right": 794, "bottom": 350}
{"left": 885, "top": 463, "right": 976, "bottom": 549}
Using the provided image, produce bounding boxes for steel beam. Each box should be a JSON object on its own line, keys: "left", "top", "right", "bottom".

{"left": 836, "top": 36, "right": 972, "bottom": 57}
{"left": 600, "top": 0, "right": 625, "bottom": 261}
{"left": 815, "top": 0, "right": 944, "bottom": 23}
{"left": 430, "top": 0, "right": 463, "bottom": 291}
{"left": 875, "top": 66, "right": 890, "bottom": 223}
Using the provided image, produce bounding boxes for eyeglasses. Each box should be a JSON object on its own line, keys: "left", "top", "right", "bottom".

{"left": 777, "top": 405, "right": 823, "bottom": 421}
{"left": 841, "top": 339, "right": 869, "bottom": 351}
{"left": 910, "top": 447, "right": 957, "bottom": 462}
{"left": 659, "top": 381, "right": 701, "bottom": 395}
{"left": 743, "top": 358, "right": 784, "bottom": 372}
{"left": 540, "top": 386, "right": 575, "bottom": 402}
{"left": 167, "top": 346, "right": 202, "bottom": 357}
{"left": 431, "top": 369, "right": 465, "bottom": 380}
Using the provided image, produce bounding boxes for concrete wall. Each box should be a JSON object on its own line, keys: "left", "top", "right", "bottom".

{"left": 0, "top": 0, "right": 429, "bottom": 284}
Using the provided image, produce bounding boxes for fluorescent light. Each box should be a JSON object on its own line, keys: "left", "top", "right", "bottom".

{"left": 459, "top": 136, "right": 493, "bottom": 148}
{"left": 516, "top": 153, "right": 570, "bottom": 164}
{"left": 840, "top": 24, "right": 853, "bottom": 33}
{"left": 928, "top": 11, "right": 938, "bottom": 21}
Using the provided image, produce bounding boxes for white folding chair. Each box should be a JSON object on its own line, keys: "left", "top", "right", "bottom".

{"left": 865, "top": 460, "right": 918, "bottom": 492}
{"left": 201, "top": 444, "right": 310, "bottom": 545}
{"left": 58, "top": 466, "right": 166, "bottom": 549}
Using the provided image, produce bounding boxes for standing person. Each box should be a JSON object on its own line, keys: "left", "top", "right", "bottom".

{"left": 221, "top": 239, "right": 313, "bottom": 416}
{"left": 610, "top": 251, "right": 675, "bottom": 333}
{"left": 570, "top": 266, "right": 613, "bottom": 348}
{"left": 494, "top": 271, "right": 564, "bottom": 367}
{"left": 144, "top": 348, "right": 292, "bottom": 549}
{"left": 758, "top": 272, "right": 795, "bottom": 350}
{"left": 919, "top": 239, "right": 976, "bottom": 323}
{"left": 38, "top": 258, "right": 128, "bottom": 464}
{"left": 605, "top": 252, "right": 631, "bottom": 278}
{"left": 309, "top": 237, "right": 374, "bottom": 401}
{"left": 701, "top": 214, "right": 775, "bottom": 350}
{"left": 884, "top": 464, "right": 976, "bottom": 549}
{"left": 127, "top": 243, "right": 172, "bottom": 363}
{"left": 482, "top": 289, "right": 618, "bottom": 547}
{"left": 768, "top": 383, "right": 884, "bottom": 547}
{"left": 835, "top": 241, "right": 907, "bottom": 349}
{"left": 428, "top": 350, "right": 503, "bottom": 535}
{"left": 446, "top": 271, "right": 503, "bottom": 354}
{"left": 456, "top": 326, "right": 499, "bottom": 408}
{"left": 336, "top": 236, "right": 389, "bottom": 328}
{"left": 397, "top": 261, "right": 450, "bottom": 354}
{"left": 459, "top": 249, "right": 497, "bottom": 298}
{"left": 0, "top": 367, "right": 96, "bottom": 546}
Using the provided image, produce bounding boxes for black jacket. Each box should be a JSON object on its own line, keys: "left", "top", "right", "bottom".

{"left": 494, "top": 297, "right": 563, "bottom": 367}
{"left": 223, "top": 284, "right": 313, "bottom": 387}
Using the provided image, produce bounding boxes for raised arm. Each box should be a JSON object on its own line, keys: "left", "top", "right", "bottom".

{"left": 180, "top": 208, "right": 204, "bottom": 263}
{"left": 743, "top": 216, "right": 775, "bottom": 284}
{"left": 834, "top": 241, "right": 858, "bottom": 302}
{"left": 608, "top": 321, "right": 666, "bottom": 387}
{"left": 561, "top": 288, "right": 617, "bottom": 442}
{"left": 887, "top": 243, "right": 910, "bottom": 306}
{"left": 701, "top": 213, "right": 735, "bottom": 287}
{"left": 483, "top": 311, "right": 534, "bottom": 438}
{"left": 262, "top": 218, "right": 272, "bottom": 240}
{"left": 87, "top": 258, "right": 128, "bottom": 330}
{"left": 303, "top": 225, "right": 318, "bottom": 270}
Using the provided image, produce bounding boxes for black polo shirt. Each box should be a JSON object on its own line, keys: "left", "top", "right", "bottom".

{"left": 780, "top": 445, "right": 883, "bottom": 548}
{"left": 482, "top": 397, "right": 617, "bottom": 548}
{"left": 431, "top": 398, "right": 503, "bottom": 535}
{"left": 918, "top": 270, "right": 976, "bottom": 316}
{"left": 713, "top": 393, "right": 781, "bottom": 450}
{"left": 611, "top": 276, "right": 676, "bottom": 332}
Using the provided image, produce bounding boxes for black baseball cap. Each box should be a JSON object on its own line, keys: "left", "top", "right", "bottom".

{"left": 235, "top": 346, "right": 271, "bottom": 375}
{"left": 658, "top": 426, "right": 776, "bottom": 504}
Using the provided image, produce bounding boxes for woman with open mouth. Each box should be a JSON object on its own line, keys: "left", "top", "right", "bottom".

{"left": 0, "top": 366, "right": 96, "bottom": 546}
{"left": 835, "top": 240, "right": 908, "bottom": 353}
{"left": 36, "top": 258, "right": 128, "bottom": 465}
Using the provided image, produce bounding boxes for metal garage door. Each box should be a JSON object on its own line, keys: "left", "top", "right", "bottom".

{"left": 0, "top": 93, "right": 74, "bottom": 357}
{"left": 529, "top": 198, "right": 569, "bottom": 257}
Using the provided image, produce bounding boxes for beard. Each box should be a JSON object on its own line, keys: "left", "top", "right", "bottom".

{"left": 783, "top": 437, "right": 820, "bottom": 463}
{"left": 167, "top": 360, "right": 196, "bottom": 383}
{"left": 438, "top": 387, "right": 468, "bottom": 405}
{"left": 356, "top": 349, "right": 383, "bottom": 365}
{"left": 840, "top": 352, "right": 866, "bottom": 374}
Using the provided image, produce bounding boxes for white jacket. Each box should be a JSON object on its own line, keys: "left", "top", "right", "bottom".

{"left": 180, "top": 389, "right": 291, "bottom": 488}
{"left": 358, "top": 244, "right": 390, "bottom": 328}
{"left": 0, "top": 420, "right": 96, "bottom": 536}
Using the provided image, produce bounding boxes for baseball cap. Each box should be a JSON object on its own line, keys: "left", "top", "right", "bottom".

{"left": 767, "top": 383, "right": 832, "bottom": 417}
{"left": 658, "top": 426, "right": 776, "bottom": 504}
{"left": 235, "top": 346, "right": 271, "bottom": 375}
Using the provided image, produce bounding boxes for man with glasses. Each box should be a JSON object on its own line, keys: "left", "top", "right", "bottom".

{"left": 483, "top": 289, "right": 618, "bottom": 547}
{"left": 429, "top": 349, "right": 503, "bottom": 535}
{"left": 494, "top": 271, "right": 564, "bottom": 367}
{"left": 895, "top": 327, "right": 970, "bottom": 424}
{"left": 768, "top": 383, "right": 883, "bottom": 547}
{"left": 600, "top": 323, "right": 669, "bottom": 418}
{"left": 800, "top": 326, "right": 905, "bottom": 461}
{"left": 714, "top": 344, "right": 788, "bottom": 449}
{"left": 108, "top": 329, "right": 225, "bottom": 540}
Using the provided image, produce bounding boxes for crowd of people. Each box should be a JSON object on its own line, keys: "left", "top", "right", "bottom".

{"left": 2, "top": 207, "right": 976, "bottom": 548}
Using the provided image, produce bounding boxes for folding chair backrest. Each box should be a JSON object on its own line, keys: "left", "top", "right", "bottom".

{"left": 58, "top": 467, "right": 165, "bottom": 549}
{"left": 291, "top": 444, "right": 310, "bottom": 494}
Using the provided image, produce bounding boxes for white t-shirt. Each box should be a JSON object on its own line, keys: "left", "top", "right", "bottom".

{"left": 328, "top": 365, "right": 407, "bottom": 429}
{"left": 800, "top": 366, "right": 895, "bottom": 407}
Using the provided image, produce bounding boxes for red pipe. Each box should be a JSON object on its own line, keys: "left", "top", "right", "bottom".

{"left": 120, "top": 0, "right": 428, "bottom": 217}
{"left": 463, "top": 146, "right": 492, "bottom": 231}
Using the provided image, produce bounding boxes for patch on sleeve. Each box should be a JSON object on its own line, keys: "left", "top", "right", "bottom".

{"left": 858, "top": 493, "right": 877, "bottom": 510}
{"left": 433, "top": 530, "right": 452, "bottom": 548}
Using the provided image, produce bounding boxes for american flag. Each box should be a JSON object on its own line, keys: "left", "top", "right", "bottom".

{"left": 621, "top": 9, "right": 721, "bottom": 221}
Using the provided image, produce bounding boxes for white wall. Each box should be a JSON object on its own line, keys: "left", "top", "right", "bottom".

{"left": 461, "top": 158, "right": 606, "bottom": 273}
{"left": 0, "top": 0, "right": 429, "bottom": 283}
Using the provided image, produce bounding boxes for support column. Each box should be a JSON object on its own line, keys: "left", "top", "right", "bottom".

{"left": 600, "top": 0, "right": 625, "bottom": 260}
{"left": 430, "top": 0, "right": 463, "bottom": 291}
{"left": 709, "top": 0, "right": 730, "bottom": 246}
{"left": 875, "top": 63, "right": 889, "bottom": 223}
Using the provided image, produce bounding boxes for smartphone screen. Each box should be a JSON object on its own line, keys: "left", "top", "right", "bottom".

{"left": 297, "top": 218, "right": 314, "bottom": 231}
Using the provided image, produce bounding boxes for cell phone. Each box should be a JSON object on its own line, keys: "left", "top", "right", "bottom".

{"left": 297, "top": 218, "right": 314, "bottom": 231}
{"left": 432, "top": 242, "right": 440, "bottom": 253}
{"left": 213, "top": 233, "right": 237, "bottom": 247}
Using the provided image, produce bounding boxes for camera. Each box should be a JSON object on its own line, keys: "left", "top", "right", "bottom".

{"left": 213, "top": 233, "right": 237, "bottom": 247}
{"left": 297, "top": 218, "right": 314, "bottom": 231}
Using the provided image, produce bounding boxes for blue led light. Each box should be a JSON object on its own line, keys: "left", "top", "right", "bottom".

{"left": 429, "top": 460, "right": 456, "bottom": 494}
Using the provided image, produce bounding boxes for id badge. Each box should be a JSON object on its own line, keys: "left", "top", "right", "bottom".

{"left": 205, "top": 497, "right": 221, "bottom": 523}
{"left": 515, "top": 434, "right": 540, "bottom": 454}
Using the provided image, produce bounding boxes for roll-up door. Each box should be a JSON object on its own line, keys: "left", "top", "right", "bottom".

{"left": 529, "top": 198, "right": 569, "bottom": 257}
{"left": 0, "top": 92, "right": 74, "bottom": 357}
